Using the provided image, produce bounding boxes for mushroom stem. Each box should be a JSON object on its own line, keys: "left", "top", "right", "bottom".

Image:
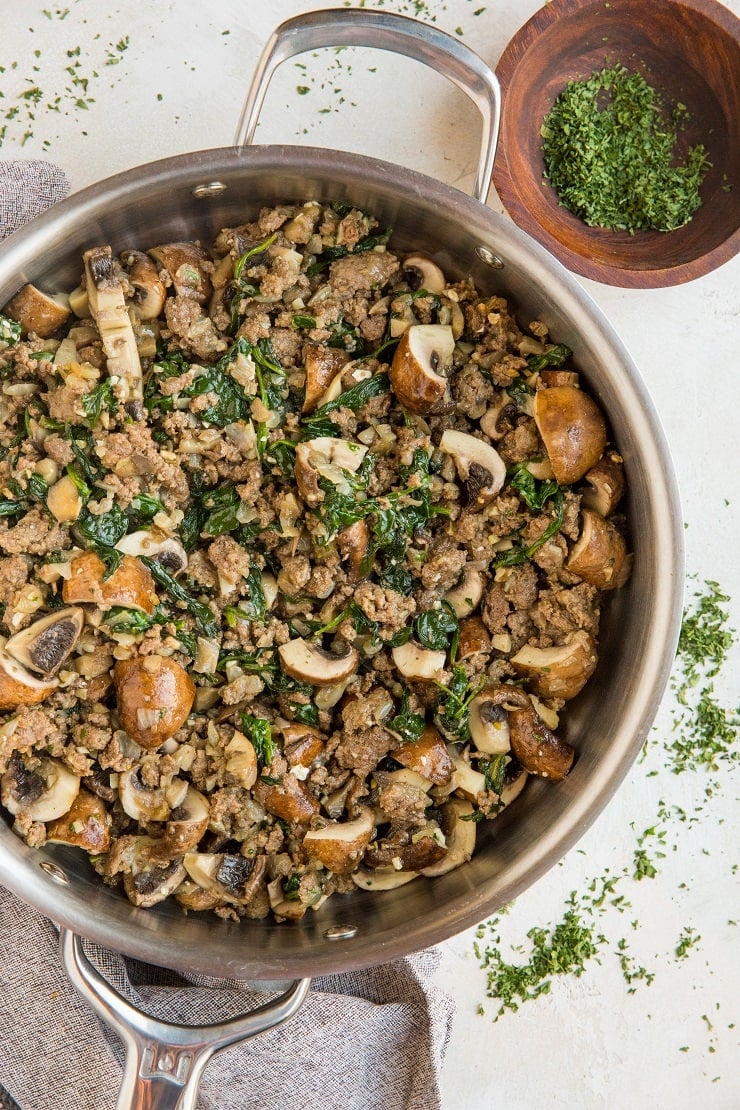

{"left": 83, "top": 246, "right": 143, "bottom": 402}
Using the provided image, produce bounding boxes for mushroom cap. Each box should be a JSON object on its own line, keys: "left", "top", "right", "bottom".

{"left": 123, "top": 837, "right": 187, "bottom": 908}
{"left": 302, "top": 345, "right": 351, "bottom": 413}
{"left": 252, "top": 772, "right": 320, "bottom": 825}
{"left": 352, "top": 867, "right": 419, "bottom": 891}
{"left": 456, "top": 616, "right": 493, "bottom": 660}
{"left": 1, "top": 756, "right": 80, "bottom": 822}
{"left": 438, "top": 429, "right": 506, "bottom": 508}
{"left": 582, "top": 452, "right": 626, "bottom": 517}
{"left": 391, "top": 640, "right": 447, "bottom": 681}
{"left": 115, "top": 530, "right": 188, "bottom": 577}
{"left": 469, "top": 691, "right": 512, "bottom": 755}
{"left": 445, "top": 564, "right": 486, "bottom": 619}
{"left": 63, "top": 551, "right": 158, "bottom": 614}
{"left": 46, "top": 787, "right": 111, "bottom": 853}
{"left": 114, "top": 655, "right": 195, "bottom": 750}
{"left": 0, "top": 648, "right": 58, "bottom": 710}
{"left": 148, "top": 241, "right": 212, "bottom": 303}
{"left": 391, "top": 724, "right": 454, "bottom": 785}
{"left": 510, "top": 630, "right": 598, "bottom": 701}
{"left": 121, "top": 250, "right": 167, "bottom": 319}
{"left": 533, "top": 385, "right": 607, "bottom": 484}
{"left": 278, "top": 637, "right": 359, "bottom": 686}
{"left": 280, "top": 723, "right": 325, "bottom": 768}
{"left": 162, "top": 786, "right": 210, "bottom": 854}
{"left": 303, "top": 806, "right": 374, "bottom": 875}
{"left": 389, "top": 324, "right": 454, "bottom": 414}
{"left": 566, "top": 509, "right": 628, "bottom": 590}
{"left": 5, "top": 607, "right": 84, "bottom": 676}
{"left": 294, "top": 436, "right": 368, "bottom": 507}
{"left": 508, "top": 708, "right": 575, "bottom": 781}
{"left": 183, "top": 851, "right": 267, "bottom": 905}
{"left": 3, "top": 283, "right": 71, "bottom": 338}
{"left": 421, "top": 799, "right": 477, "bottom": 878}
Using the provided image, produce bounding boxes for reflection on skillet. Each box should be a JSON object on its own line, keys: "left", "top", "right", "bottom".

{"left": 0, "top": 201, "right": 630, "bottom": 923}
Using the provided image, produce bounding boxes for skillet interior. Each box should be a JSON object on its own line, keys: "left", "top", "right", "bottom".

{"left": 0, "top": 146, "right": 683, "bottom": 979}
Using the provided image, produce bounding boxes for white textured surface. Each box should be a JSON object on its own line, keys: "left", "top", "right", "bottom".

{"left": 1, "top": 1, "right": 738, "bottom": 1107}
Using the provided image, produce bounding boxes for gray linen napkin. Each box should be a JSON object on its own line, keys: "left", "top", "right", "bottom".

{"left": 0, "top": 161, "right": 456, "bottom": 1110}
{"left": 0, "top": 160, "right": 70, "bottom": 240}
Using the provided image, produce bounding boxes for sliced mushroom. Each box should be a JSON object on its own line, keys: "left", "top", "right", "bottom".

{"left": 148, "top": 242, "right": 212, "bottom": 303}
{"left": 391, "top": 640, "right": 446, "bottom": 681}
{"left": 294, "top": 436, "right": 368, "bottom": 507}
{"left": 421, "top": 799, "right": 476, "bottom": 877}
{"left": 123, "top": 837, "right": 186, "bottom": 908}
{"left": 303, "top": 806, "right": 374, "bottom": 875}
{"left": 510, "top": 631, "right": 598, "bottom": 701}
{"left": 567, "top": 509, "right": 627, "bottom": 590}
{"left": 391, "top": 724, "right": 454, "bottom": 785}
{"left": 223, "top": 732, "right": 259, "bottom": 789}
{"left": 46, "top": 474, "right": 83, "bottom": 523}
{"left": 402, "top": 254, "right": 446, "bottom": 294}
{"left": 302, "top": 346, "right": 351, "bottom": 413}
{"left": 63, "top": 551, "right": 158, "bottom": 614}
{"left": 5, "top": 607, "right": 84, "bottom": 676}
{"left": 120, "top": 249, "right": 167, "bottom": 319}
{"left": 364, "top": 823, "right": 447, "bottom": 872}
{"left": 352, "top": 867, "right": 419, "bottom": 891}
{"left": 114, "top": 655, "right": 195, "bottom": 750}
{"left": 280, "top": 723, "right": 325, "bottom": 768}
{"left": 115, "top": 530, "right": 188, "bottom": 576}
{"left": 508, "top": 708, "right": 575, "bottom": 781}
{"left": 183, "top": 851, "right": 267, "bottom": 905}
{"left": 278, "top": 638, "right": 359, "bottom": 686}
{"left": 469, "top": 691, "right": 513, "bottom": 755}
{"left": 539, "top": 369, "right": 580, "bottom": 388}
{"left": 3, "top": 283, "right": 71, "bottom": 337}
{"left": 46, "top": 787, "right": 111, "bottom": 853}
{"left": 456, "top": 616, "right": 492, "bottom": 660}
{"left": 582, "top": 452, "right": 626, "bottom": 517}
{"left": 1, "top": 755, "right": 80, "bottom": 822}
{"left": 336, "top": 519, "right": 370, "bottom": 582}
{"left": 447, "top": 749, "right": 487, "bottom": 804}
{"left": 533, "top": 385, "right": 607, "bottom": 484}
{"left": 389, "top": 324, "right": 454, "bottom": 414}
{"left": 161, "top": 786, "right": 210, "bottom": 853}
{"left": 118, "top": 769, "right": 170, "bottom": 823}
{"left": 83, "top": 245, "right": 143, "bottom": 402}
{"left": 0, "top": 648, "right": 58, "bottom": 710}
{"left": 445, "top": 564, "right": 486, "bottom": 619}
{"left": 252, "top": 772, "right": 320, "bottom": 825}
{"left": 439, "top": 429, "right": 506, "bottom": 507}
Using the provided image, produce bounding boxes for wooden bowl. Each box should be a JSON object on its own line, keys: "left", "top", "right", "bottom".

{"left": 493, "top": 0, "right": 740, "bottom": 287}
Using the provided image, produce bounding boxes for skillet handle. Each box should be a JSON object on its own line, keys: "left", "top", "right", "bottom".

{"left": 234, "top": 8, "right": 501, "bottom": 205}
{"left": 59, "top": 929, "right": 311, "bottom": 1110}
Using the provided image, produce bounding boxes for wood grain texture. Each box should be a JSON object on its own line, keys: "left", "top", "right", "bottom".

{"left": 493, "top": 0, "right": 740, "bottom": 286}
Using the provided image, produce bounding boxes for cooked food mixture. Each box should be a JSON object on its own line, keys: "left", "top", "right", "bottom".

{"left": 0, "top": 202, "right": 630, "bottom": 921}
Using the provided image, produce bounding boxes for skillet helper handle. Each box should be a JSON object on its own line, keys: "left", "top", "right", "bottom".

{"left": 60, "top": 929, "right": 311, "bottom": 1110}
{"left": 234, "top": 8, "right": 501, "bottom": 205}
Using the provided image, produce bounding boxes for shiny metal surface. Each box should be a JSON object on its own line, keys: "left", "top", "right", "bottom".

{"left": 0, "top": 144, "right": 684, "bottom": 980}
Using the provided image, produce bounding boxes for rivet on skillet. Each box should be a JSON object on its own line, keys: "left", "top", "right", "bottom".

{"left": 39, "top": 860, "right": 69, "bottom": 885}
{"left": 192, "top": 181, "right": 228, "bottom": 199}
{"left": 475, "top": 246, "right": 505, "bottom": 269}
{"left": 324, "top": 924, "right": 358, "bottom": 941}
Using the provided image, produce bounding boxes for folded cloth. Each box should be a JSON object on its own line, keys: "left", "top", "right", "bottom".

{"left": 0, "top": 888, "right": 454, "bottom": 1110}
{"left": 0, "top": 162, "right": 456, "bottom": 1110}
{"left": 0, "top": 159, "right": 70, "bottom": 240}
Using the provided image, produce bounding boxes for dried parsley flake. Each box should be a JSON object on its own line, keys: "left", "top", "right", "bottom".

{"left": 541, "top": 64, "right": 710, "bottom": 233}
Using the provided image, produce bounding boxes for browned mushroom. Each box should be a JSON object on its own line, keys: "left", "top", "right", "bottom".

{"left": 456, "top": 616, "right": 492, "bottom": 660}
{"left": 582, "top": 452, "right": 626, "bottom": 517}
{"left": 303, "top": 806, "right": 374, "bottom": 875}
{"left": 63, "top": 552, "right": 158, "bottom": 615}
{"left": 252, "top": 773, "right": 320, "bottom": 825}
{"left": 364, "top": 824, "right": 447, "bottom": 871}
{"left": 336, "top": 519, "right": 370, "bottom": 582}
{"left": 161, "top": 787, "right": 210, "bottom": 854}
{"left": 391, "top": 723, "right": 454, "bottom": 785}
{"left": 46, "top": 787, "right": 111, "bottom": 853}
{"left": 510, "top": 631, "right": 598, "bottom": 701}
{"left": 566, "top": 509, "right": 628, "bottom": 589}
{"left": 508, "top": 707, "right": 575, "bottom": 781}
{"left": 0, "top": 649, "right": 58, "bottom": 710}
{"left": 280, "top": 723, "right": 325, "bottom": 768}
{"left": 389, "top": 324, "right": 454, "bottom": 414}
{"left": 148, "top": 242, "right": 212, "bottom": 303}
{"left": 533, "top": 385, "right": 607, "bottom": 484}
{"left": 278, "top": 638, "right": 359, "bottom": 686}
{"left": 302, "top": 345, "right": 351, "bottom": 413}
{"left": 114, "top": 655, "right": 195, "bottom": 750}
{"left": 120, "top": 249, "right": 167, "bottom": 319}
{"left": 438, "top": 429, "right": 506, "bottom": 508}
{"left": 3, "top": 283, "right": 71, "bottom": 337}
